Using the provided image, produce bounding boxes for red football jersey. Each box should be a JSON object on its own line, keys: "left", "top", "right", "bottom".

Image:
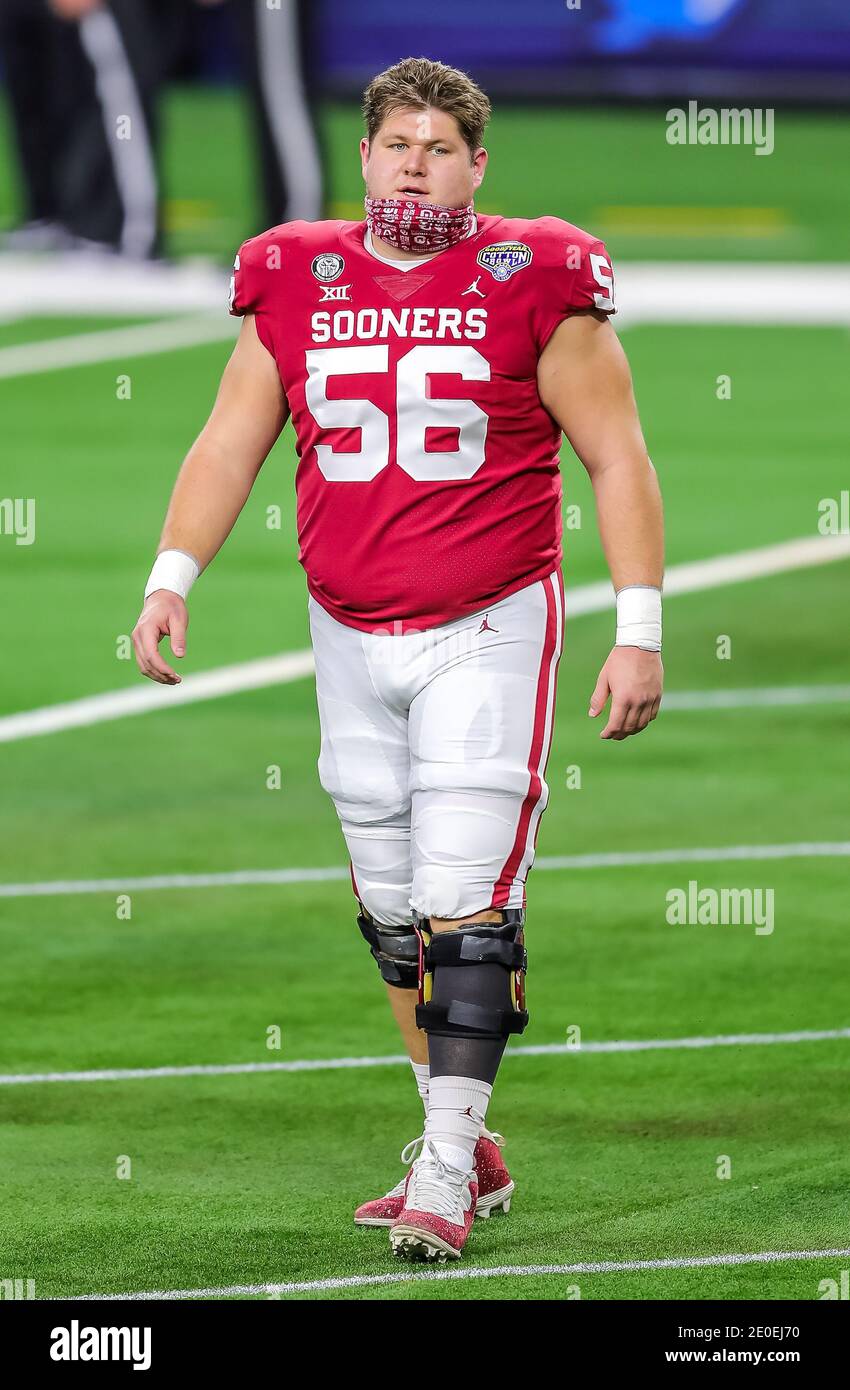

{"left": 229, "top": 214, "right": 615, "bottom": 633}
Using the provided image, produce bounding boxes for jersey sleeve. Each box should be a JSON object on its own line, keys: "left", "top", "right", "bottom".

{"left": 227, "top": 232, "right": 279, "bottom": 356}
{"left": 531, "top": 223, "right": 617, "bottom": 354}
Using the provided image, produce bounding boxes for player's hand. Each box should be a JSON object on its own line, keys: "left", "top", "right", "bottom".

{"left": 132, "top": 591, "right": 188, "bottom": 685}
{"left": 48, "top": 0, "right": 102, "bottom": 19}
{"left": 588, "top": 647, "right": 663, "bottom": 740}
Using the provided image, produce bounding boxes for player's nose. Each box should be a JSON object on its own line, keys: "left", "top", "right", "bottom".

{"left": 403, "top": 149, "right": 428, "bottom": 176}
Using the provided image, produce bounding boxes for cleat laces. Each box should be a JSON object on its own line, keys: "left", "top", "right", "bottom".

{"left": 403, "top": 1140, "right": 473, "bottom": 1222}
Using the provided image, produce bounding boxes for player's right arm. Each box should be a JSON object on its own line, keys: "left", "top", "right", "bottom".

{"left": 132, "top": 313, "right": 289, "bottom": 685}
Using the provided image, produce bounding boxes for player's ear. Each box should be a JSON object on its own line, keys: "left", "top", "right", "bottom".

{"left": 472, "top": 146, "right": 488, "bottom": 190}
{"left": 359, "top": 136, "right": 370, "bottom": 179}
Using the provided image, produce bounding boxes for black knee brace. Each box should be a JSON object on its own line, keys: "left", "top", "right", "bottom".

{"left": 413, "top": 908, "right": 529, "bottom": 1039}
{"left": 356, "top": 902, "right": 420, "bottom": 989}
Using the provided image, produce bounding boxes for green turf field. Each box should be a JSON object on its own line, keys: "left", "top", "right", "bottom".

{"left": 0, "top": 97, "right": 848, "bottom": 1301}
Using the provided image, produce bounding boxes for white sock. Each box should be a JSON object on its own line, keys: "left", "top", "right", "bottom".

{"left": 410, "top": 1060, "right": 430, "bottom": 1117}
{"left": 424, "top": 1075, "right": 493, "bottom": 1173}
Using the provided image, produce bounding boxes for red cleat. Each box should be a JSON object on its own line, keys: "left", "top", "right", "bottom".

{"left": 473, "top": 1129, "right": 514, "bottom": 1218}
{"left": 389, "top": 1140, "right": 478, "bottom": 1261}
{"left": 354, "top": 1135, "right": 424, "bottom": 1227}
{"left": 354, "top": 1128, "right": 513, "bottom": 1227}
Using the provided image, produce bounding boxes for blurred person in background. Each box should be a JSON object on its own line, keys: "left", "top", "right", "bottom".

{"left": 0, "top": 0, "right": 176, "bottom": 259}
{"left": 0, "top": 0, "right": 322, "bottom": 260}
{"left": 0, "top": 0, "right": 68, "bottom": 249}
{"left": 231, "top": 0, "right": 324, "bottom": 226}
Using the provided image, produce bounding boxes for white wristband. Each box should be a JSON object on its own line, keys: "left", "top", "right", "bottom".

{"left": 144, "top": 549, "right": 200, "bottom": 601}
{"left": 615, "top": 585, "right": 662, "bottom": 651}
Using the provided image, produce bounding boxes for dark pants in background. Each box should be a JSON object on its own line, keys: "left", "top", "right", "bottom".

{"left": 234, "top": 0, "right": 324, "bottom": 227}
{"left": 0, "top": 0, "right": 179, "bottom": 256}
{"left": 0, "top": 0, "right": 324, "bottom": 258}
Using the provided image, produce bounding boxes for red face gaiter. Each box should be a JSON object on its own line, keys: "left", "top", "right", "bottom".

{"left": 364, "top": 196, "right": 475, "bottom": 254}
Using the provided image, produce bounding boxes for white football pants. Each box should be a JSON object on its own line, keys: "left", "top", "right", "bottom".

{"left": 307, "top": 568, "right": 565, "bottom": 926}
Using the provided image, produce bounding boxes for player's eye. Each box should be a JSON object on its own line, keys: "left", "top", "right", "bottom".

{"left": 433, "top": 146, "right": 449, "bottom": 155}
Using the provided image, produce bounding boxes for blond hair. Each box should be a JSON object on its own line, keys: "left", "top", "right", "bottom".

{"left": 362, "top": 57, "right": 491, "bottom": 158}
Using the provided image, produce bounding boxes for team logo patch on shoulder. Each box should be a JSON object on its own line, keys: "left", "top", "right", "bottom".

{"left": 311, "top": 252, "right": 344, "bottom": 283}
{"left": 476, "top": 241, "right": 533, "bottom": 282}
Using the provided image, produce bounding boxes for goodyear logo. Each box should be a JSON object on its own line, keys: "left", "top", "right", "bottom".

{"left": 476, "top": 241, "right": 533, "bottom": 282}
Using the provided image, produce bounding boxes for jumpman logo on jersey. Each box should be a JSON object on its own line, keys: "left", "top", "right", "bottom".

{"left": 477, "top": 613, "right": 499, "bottom": 634}
{"left": 461, "top": 276, "right": 486, "bottom": 298}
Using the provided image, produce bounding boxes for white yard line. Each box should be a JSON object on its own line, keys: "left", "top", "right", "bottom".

{"left": 0, "top": 651, "right": 316, "bottom": 743}
{"left": 536, "top": 841, "right": 850, "bottom": 870}
{"left": 2, "top": 1027, "right": 848, "bottom": 1088}
{"left": 663, "top": 684, "right": 850, "bottom": 710}
{"left": 0, "top": 256, "right": 233, "bottom": 326}
{"left": 70, "top": 1246, "right": 850, "bottom": 1300}
{"left": 614, "top": 263, "right": 850, "bottom": 328}
{"left": 1, "top": 259, "right": 848, "bottom": 331}
{"left": 0, "top": 863, "right": 348, "bottom": 897}
{"left": 565, "top": 533, "right": 850, "bottom": 617}
{"left": 1, "top": 840, "right": 847, "bottom": 901}
{"left": 1, "top": 533, "right": 848, "bottom": 744}
{"left": 0, "top": 312, "right": 235, "bottom": 378}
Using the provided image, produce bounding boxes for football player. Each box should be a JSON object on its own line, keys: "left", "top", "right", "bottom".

{"left": 133, "top": 57, "right": 664, "bottom": 1263}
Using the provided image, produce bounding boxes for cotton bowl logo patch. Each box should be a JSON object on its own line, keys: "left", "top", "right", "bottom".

{"left": 477, "top": 241, "right": 532, "bottom": 282}
{"left": 311, "top": 252, "right": 344, "bottom": 283}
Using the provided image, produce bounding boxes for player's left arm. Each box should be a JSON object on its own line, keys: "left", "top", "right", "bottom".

{"left": 537, "top": 310, "right": 664, "bottom": 740}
